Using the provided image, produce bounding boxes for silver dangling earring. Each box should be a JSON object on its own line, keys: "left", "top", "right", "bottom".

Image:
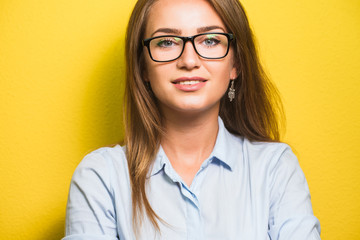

{"left": 228, "top": 79, "right": 235, "bottom": 102}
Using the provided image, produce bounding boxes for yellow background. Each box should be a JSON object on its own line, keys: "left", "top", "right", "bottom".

{"left": 0, "top": 0, "right": 359, "bottom": 239}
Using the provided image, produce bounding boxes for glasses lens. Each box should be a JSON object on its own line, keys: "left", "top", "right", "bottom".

{"left": 194, "top": 33, "right": 229, "bottom": 59}
{"left": 149, "top": 36, "right": 184, "bottom": 62}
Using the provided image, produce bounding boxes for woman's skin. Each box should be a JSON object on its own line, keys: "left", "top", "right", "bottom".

{"left": 144, "top": 0, "right": 237, "bottom": 186}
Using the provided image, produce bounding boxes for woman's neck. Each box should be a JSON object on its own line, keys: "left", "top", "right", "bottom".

{"left": 160, "top": 109, "right": 219, "bottom": 186}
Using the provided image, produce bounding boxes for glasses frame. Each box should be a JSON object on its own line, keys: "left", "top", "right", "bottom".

{"left": 142, "top": 32, "right": 234, "bottom": 63}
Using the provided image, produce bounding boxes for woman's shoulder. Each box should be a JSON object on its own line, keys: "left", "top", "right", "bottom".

{"left": 77, "top": 145, "right": 127, "bottom": 168}
{"left": 240, "top": 138, "right": 298, "bottom": 171}
{"left": 242, "top": 138, "right": 290, "bottom": 156}
{"left": 89, "top": 144, "right": 126, "bottom": 159}
{"left": 240, "top": 138, "right": 308, "bottom": 197}
{"left": 72, "top": 145, "right": 130, "bottom": 187}
{"left": 65, "top": 145, "right": 132, "bottom": 238}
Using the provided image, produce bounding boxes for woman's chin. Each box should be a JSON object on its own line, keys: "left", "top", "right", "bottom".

{"left": 160, "top": 101, "right": 220, "bottom": 117}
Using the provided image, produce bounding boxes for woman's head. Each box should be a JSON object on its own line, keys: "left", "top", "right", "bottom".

{"left": 126, "top": 0, "right": 243, "bottom": 113}
{"left": 142, "top": 0, "right": 237, "bottom": 116}
{"left": 126, "top": 0, "right": 282, "bottom": 139}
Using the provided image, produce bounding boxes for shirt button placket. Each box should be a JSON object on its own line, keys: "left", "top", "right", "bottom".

{"left": 181, "top": 184, "right": 203, "bottom": 240}
{"left": 186, "top": 193, "right": 203, "bottom": 240}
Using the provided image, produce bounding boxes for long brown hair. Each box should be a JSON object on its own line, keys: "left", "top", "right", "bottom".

{"left": 124, "top": 0, "right": 284, "bottom": 234}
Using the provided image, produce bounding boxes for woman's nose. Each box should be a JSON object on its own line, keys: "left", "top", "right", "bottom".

{"left": 176, "top": 41, "right": 201, "bottom": 70}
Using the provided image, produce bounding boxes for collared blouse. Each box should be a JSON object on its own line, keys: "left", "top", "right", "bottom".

{"left": 63, "top": 118, "right": 321, "bottom": 240}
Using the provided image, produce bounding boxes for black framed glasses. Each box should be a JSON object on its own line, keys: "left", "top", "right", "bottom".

{"left": 143, "top": 32, "right": 234, "bottom": 62}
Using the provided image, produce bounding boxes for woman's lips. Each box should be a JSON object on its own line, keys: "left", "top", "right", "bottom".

{"left": 172, "top": 77, "right": 207, "bottom": 92}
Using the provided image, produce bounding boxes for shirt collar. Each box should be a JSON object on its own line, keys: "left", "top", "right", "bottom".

{"left": 150, "top": 145, "right": 167, "bottom": 177}
{"left": 210, "top": 116, "right": 239, "bottom": 170}
{"left": 149, "top": 117, "right": 241, "bottom": 177}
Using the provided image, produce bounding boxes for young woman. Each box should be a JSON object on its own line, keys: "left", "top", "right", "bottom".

{"left": 63, "top": 0, "right": 321, "bottom": 239}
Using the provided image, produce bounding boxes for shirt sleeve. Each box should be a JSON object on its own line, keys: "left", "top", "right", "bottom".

{"left": 63, "top": 151, "right": 119, "bottom": 240}
{"left": 268, "top": 147, "right": 321, "bottom": 240}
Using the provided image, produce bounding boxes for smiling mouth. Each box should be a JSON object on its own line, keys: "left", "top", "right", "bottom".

{"left": 171, "top": 78, "right": 207, "bottom": 91}
{"left": 177, "top": 80, "right": 204, "bottom": 85}
{"left": 172, "top": 77, "right": 207, "bottom": 85}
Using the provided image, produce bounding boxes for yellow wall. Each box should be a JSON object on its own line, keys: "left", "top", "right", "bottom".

{"left": 0, "top": 0, "right": 359, "bottom": 239}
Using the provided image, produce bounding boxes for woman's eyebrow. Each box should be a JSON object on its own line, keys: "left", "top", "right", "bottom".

{"left": 197, "top": 25, "right": 225, "bottom": 33}
{"left": 150, "top": 25, "right": 225, "bottom": 37}
{"left": 151, "top": 28, "right": 181, "bottom": 37}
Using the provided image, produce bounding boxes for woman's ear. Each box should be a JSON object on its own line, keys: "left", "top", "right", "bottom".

{"left": 230, "top": 65, "right": 239, "bottom": 80}
{"left": 230, "top": 54, "right": 241, "bottom": 80}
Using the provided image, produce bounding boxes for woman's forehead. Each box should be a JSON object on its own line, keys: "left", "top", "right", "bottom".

{"left": 145, "top": 0, "right": 226, "bottom": 37}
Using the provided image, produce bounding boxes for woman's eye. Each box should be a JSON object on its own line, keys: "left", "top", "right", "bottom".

{"left": 157, "top": 40, "right": 173, "bottom": 47}
{"left": 203, "top": 38, "right": 220, "bottom": 46}
{"left": 197, "top": 34, "right": 221, "bottom": 47}
{"left": 156, "top": 38, "right": 180, "bottom": 48}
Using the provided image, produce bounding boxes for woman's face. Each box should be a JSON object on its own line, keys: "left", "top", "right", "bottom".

{"left": 144, "top": 0, "right": 237, "bottom": 116}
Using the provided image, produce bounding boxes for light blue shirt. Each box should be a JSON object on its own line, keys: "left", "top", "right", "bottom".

{"left": 63, "top": 118, "right": 321, "bottom": 240}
